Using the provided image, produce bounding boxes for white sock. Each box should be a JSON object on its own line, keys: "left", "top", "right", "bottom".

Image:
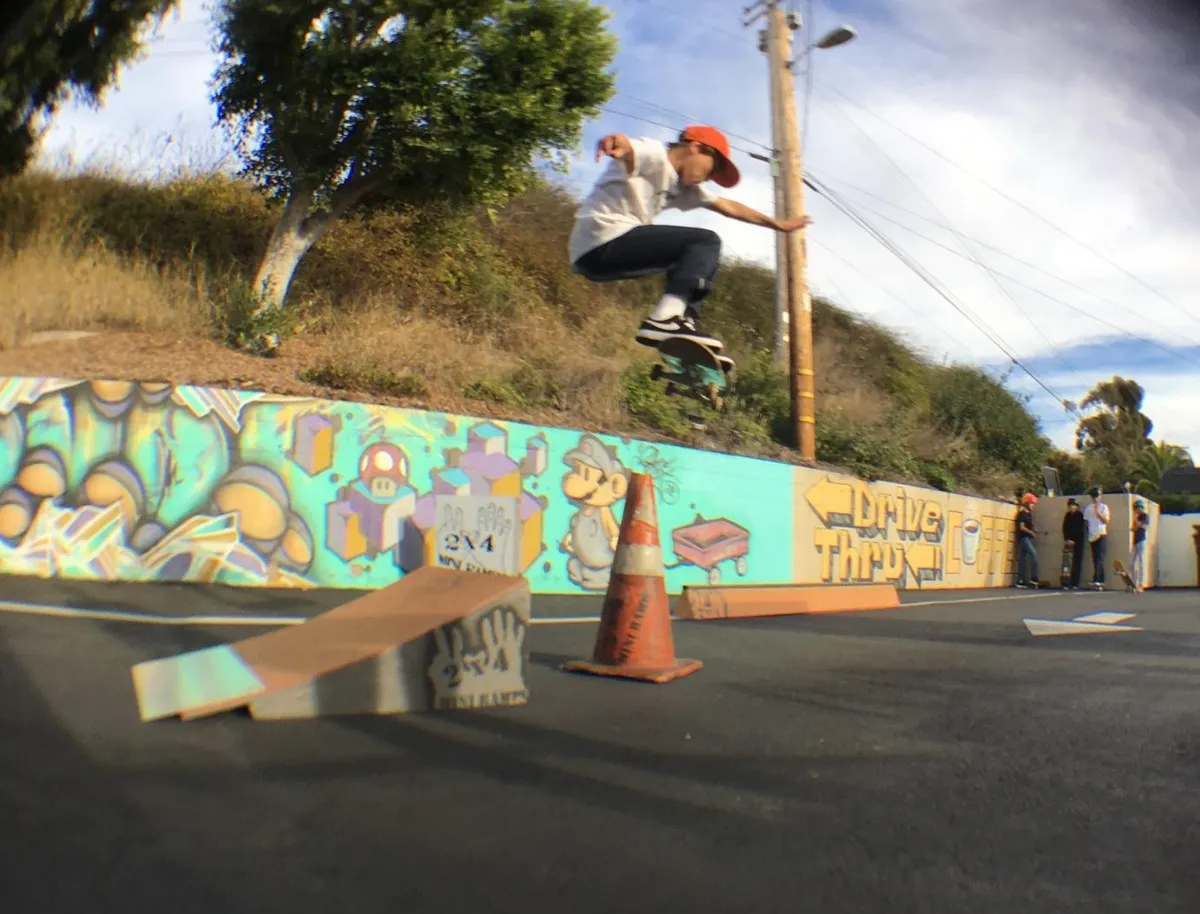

{"left": 649, "top": 294, "right": 687, "bottom": 322}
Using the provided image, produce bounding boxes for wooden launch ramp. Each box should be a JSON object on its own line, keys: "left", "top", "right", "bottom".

{"left": 672, "top": 582, "right": 900, "bottom": 620}
{"left": 131, "top": 566, "right": 532, "bottom": 722}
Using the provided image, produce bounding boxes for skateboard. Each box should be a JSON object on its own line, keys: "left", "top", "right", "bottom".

{"left": 1112, "top": 558, "right": 1136, "bottom": 592}
{"left": 1059, "top": 543, "right": 1074, "bottom": 589}
{"left": 649, "top": 337, "right": 732, "bottom": 411}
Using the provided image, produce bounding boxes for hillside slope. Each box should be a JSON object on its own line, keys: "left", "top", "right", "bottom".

{"left": 0, "top": 166, "right": 1050, "bottom": 498}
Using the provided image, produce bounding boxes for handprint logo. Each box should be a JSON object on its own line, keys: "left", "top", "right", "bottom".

{"left": 427, "top": 607, "right": 529, "bottom": 709}
{"left": 436, "top": 497, "right": 516, "bottom": 574}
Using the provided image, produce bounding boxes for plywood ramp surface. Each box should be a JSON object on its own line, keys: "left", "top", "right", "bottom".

{"left": 134, "top": 566, "right": 528, "bottom": 721}
{"left": 232, "top": 566, "right": 525, "bottom": 689}
{"left": 674, "top": 582, "right": 900, "bottom": 620}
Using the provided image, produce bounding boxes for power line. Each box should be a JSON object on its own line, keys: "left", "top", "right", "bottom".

{"left": 821, "top": 176, "right": 1200, "bottom": 346}
{"left": 815, "top": 190, "right": 1200, "bottom": 370}
{"left": 597, "top": 106, "right": 771, "bottom": 162}
{"left": 808, "top": 237, "right": 972, "bottom": 358}
{"left": 820, "top": 93, "right": 1093, "bottom": 392}
{"left": 807, "top": 173, "right": 1079, "bottom": 415}
{"left": 799, "top": 0, "right": 815, "bottom": 156}
{"left": 615, "top": 93, "right": 772, "bottom": 151}
{"left": 814, "top": 78, "right": 1200, "bottom": 332}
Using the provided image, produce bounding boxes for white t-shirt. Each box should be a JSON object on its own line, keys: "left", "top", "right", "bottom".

{"left": 568, "top": 137, "right": 720, "bottom": 265}
{"left": 1083, "top": 500, "right": 1110, "bottom": 542}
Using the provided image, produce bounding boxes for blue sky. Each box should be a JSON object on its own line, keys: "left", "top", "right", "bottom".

{"left": 33, "top": 0, "right": 1200, "bottom": 456}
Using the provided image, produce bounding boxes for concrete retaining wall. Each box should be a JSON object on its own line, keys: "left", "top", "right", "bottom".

{"left": 0, "top": 375, "right": 1100, "bottom": 595}
{"left": 1031, "top": 494, "right": 1160, "bottom": 587}
{"left": 1157, "top": 513, "right": 1200, "bottom": 587}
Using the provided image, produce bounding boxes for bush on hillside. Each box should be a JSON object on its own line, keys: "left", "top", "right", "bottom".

{"left": 0, "top": 164, "right": 1054, "bottom": 497}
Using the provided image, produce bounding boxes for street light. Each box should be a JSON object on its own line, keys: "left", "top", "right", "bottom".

{"left": 814, "top": 25, "right": 857, "bottom": 50}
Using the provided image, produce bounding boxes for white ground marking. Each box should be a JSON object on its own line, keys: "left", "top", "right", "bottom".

{"left": 1073, "top": 612, "right": 1137, "bottom": 625}
{"left": 1023, "top": 617, "right": 1143, "bottom": 636}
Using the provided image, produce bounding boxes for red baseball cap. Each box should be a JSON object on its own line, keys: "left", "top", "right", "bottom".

{"left": 680, "top": 125, "right": 741, "bottom": 188}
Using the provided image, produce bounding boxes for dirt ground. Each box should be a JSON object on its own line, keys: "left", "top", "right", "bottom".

{"left": 0, "top": 329, "right": 702, "bottom": 449}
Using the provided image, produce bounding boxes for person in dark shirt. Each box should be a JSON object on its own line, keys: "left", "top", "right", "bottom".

{"left": 1015, "top": 493, "right": 1039, "bottom": 588}
{"left": 1061, "top": 498, "right": 1086, "bottom": 589}
{"left": 1131, "top": 499, "right": 1149, "bottom": 591}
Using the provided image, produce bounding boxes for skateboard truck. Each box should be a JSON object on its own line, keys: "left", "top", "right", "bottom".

{"left": 650, "top": 336, "right": 732, "bottom": 412}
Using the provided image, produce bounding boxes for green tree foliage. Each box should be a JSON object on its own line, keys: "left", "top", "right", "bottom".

{"left": 1045, "top": 448, "right": 1088, "bottom": 495}
{"left": 0, "top": 0, "right": 178, "bottom": 177}
{"left": 1073, "top": 375, "right": 1152, "bottom": 483}
{"left": 210, "top": 0, "right": 617, "bottom": 312}
{"left": 1130, "top": 439, "right": 1193, "bottom": 496}
{"left": 926, "top": 364, "right": 1050, "bottom": 480}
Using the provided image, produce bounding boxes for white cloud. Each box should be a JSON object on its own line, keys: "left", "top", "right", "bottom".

{"left": 30, "top": 0, "right": 1200, "bottom": 453}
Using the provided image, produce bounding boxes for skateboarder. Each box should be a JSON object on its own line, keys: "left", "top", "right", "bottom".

{"left": 1014, "top": 492, "right": 1039, "bottom": 588}
{"left": 1082, "top": 486, "right": 1110, "bottom": 589}
{"left": 569, "top": 125, "right": 812, "bottom": 365}
{"left": 1060, "top": 497, "right": 1085, "bottom": 589}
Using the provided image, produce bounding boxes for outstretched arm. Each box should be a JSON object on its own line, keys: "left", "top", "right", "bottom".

{"left": 708, "top": 196, "right": 812, "bottom": 232}
{"left": 595, "top": 133, "right": 637, "bottom": 174}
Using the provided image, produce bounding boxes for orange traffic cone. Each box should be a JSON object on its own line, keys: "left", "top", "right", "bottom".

{"left": 561, "top": 472, "right": 702, "bottom": 684}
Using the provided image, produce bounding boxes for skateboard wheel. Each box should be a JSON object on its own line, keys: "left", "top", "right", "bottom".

{"left": 708, "top": 567, "right": 721, "bottom": 585}
{"left": 650, "top": 364, "right": 663, "bottom": 381}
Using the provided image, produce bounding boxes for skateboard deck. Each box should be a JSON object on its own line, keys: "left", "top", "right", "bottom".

{"left": 650, "top": 337, "right": 731, "bottom": 411}
{"left": 1059, "top": 543, "right": 1074, "bottom": 588}
{"left": 1112, "top": 558, "right": 1136, "bottom": 592}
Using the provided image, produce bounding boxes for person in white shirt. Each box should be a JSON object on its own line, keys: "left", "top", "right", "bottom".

{"left": 569, "top": 125, "right": 811, "bottom": 368}
{"left": 1082, "top": 486, "right": 1110, "bottom": 589}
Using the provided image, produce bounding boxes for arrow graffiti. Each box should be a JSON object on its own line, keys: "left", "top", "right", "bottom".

{"left": 904, "top": 541, "right": 941, "bottom": 582}
{"left": 804, "top": 477, "right": 855, "bottom": 525}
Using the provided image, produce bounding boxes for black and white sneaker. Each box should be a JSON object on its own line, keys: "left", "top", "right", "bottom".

{"left": 636, "top": 312, "right": 724, "bottom": 352}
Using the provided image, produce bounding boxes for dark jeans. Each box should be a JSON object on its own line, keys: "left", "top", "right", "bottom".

{"left": 1018, "top": 535, "right": 1039, "bottom": 584}
{"left": 1089, "top": 536, "right": 1107, "bottom": 584}
{"left": 1066, "top": 540, "right": 1085, "bottom": 587}
{"left": 573, "top": 225, "right": 722, "bottom": 310}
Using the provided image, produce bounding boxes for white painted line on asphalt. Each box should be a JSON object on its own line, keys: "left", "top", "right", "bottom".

{"left": 1075, "top": 611, "right": 1137, "bottom": 625}
{"left": 0, "top": 599, "right": 601, "bottom": 628}
{"left": 0, "top": 599, "right": 307, "bottom": 627}
{"left": 902, "top": 591, "right": 1078, "bottom": 608}
{"left": 3, "top": 588, "right": 1110, "bottom": 629}
{"left": 530, "top": 615, "right": 602, "bottom": 625}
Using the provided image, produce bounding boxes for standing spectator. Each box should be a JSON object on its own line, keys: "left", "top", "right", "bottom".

{"left": 1131, "top": 499, "right": 1149, "bottom": 592}
{"left": 1082, "top": 486, "right": 1110, "bottom": 589}
{"left": 1061, "top": 498, "right": 1086, "bottom": 589}
{"left": 1015, "top": 493, "right": 1039, "bottom": 588}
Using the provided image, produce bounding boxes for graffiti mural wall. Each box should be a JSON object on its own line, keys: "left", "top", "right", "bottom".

{"left": 0, "top": 378, "right": 799, "bottom": 593}
{"left": 0, "top": 378, "right": 1023, "bottom": 592}
{"left": 793, "top": 469, "right": 1019, "bottom": 589}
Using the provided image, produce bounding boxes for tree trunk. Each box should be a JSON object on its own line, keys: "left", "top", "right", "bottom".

{"left": 251, "top": 192, "right": 320, "bottom": 314}
{"left": 250, "top": 172, "right": 381, "bottom": 314}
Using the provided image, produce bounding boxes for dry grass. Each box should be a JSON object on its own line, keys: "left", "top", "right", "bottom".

{"left": 0, "top": 229, "right": 208, "bottom": 349}
{"left": 0, "top": 151, "right": 1049, "bottom": 497}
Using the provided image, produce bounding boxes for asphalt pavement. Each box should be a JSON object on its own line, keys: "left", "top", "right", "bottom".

{"left": 2, "top": 577, "right": 1199, "bottom": 913}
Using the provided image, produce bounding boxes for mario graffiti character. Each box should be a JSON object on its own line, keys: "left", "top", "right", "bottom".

{"left": 559, "top": 434, "right": 629, "bottom": 590}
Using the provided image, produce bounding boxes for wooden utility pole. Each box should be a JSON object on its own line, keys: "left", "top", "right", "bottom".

{"left": 761, "top": 27, "right": 789, "bottom": 370}
{"left": 762, "top": 2, "right": 816, "bottom": 461}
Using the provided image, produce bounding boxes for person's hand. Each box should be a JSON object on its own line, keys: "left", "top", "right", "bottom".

{"left": 595, "top": 133, "right": 633, "bottom": 163}
{"left": 776, "top": 215, "right": 813, "bottom": 232}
